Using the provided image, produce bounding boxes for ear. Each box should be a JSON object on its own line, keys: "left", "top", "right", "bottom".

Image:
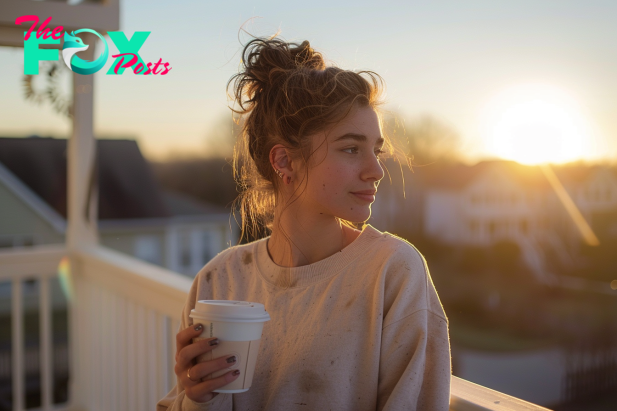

{"left": 269, "top": 144, "right": 294, "bottom": 174}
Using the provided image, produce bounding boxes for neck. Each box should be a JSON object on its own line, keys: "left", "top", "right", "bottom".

{"left": 267, "top": 215, "right": 360, "bottom": 268}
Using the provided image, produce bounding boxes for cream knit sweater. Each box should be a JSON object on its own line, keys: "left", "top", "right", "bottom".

{"left": 156, "top": 223, "right": 451, "bottom": 411}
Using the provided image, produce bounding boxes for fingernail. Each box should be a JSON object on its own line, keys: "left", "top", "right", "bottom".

{"left": 232, "top": 370, "right": 240, "bottom": 376}
{"left": 226, "top": 356, "right": 236, "bottom": 363}
{"left": 194, "top": 324, "right": 203, "bottom": 332}
{"left": 209, "top": 338, "right": 219, "bottom": 346}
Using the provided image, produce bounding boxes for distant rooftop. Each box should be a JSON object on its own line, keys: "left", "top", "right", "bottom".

{"left": 0, "top": 136, "right": 224, "bottom": 220}
{"left": 399, "top": 158, "right": 617, "bottom": 191}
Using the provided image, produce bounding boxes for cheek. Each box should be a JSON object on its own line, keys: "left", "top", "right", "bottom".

{"left": 312, "top": 165, "right": 355, "bottom": 200}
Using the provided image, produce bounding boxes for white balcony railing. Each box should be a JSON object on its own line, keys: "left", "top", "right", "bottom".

{"left": 0, "top": 244, "right": 552, "bottom": 411}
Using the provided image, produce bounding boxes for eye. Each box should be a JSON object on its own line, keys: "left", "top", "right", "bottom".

{"left": 342, "top": 147, "right": 386, "bottom": 159}
{"left": 342, "top": 147, "right": 359, "bottom": 154}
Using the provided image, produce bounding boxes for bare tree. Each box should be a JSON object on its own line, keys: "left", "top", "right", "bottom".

{"left": 381, "top": 111, "right": 463, "bottom": 166}
{"left": 151, "top": 110, "right": 464, "bottom": 212}
{"left": 149, "top": 113, "right": 244, "bottom": 209}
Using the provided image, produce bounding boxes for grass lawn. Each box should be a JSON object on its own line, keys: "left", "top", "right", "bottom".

{"left": 449, "top": 319, "right": 559, "bottom": 352}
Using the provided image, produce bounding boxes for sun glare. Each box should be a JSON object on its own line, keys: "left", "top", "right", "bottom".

{"left": 480, "top": 83, "right": 597, "bottom": 165}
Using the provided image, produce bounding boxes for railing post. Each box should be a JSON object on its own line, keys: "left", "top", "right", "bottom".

{"left": 11, "top": 279, "right": 23, "bottom": 411}
{"left": 40, "top": 276, "right": 53, "bottom": 410}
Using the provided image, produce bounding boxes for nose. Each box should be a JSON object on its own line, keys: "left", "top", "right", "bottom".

{"left": 361, "top": 152, "right": 384, "bottom": 185}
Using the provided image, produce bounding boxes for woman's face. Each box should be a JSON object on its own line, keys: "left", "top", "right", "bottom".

{"left": 294, "top": 105, "right": 385, "bottom": 223}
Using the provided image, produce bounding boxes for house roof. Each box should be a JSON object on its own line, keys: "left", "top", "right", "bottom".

{"left": 551, "top": 162, "right": 616, "bottom": 184}
{"left": 0, "top": 160, "right": 66, "bottom": 232}
{"left": 409, "top": 159, "right": 617, "bottom": 191}
{"left": 410, "top": 160, "right": 545, "bottom": 190}
{"left": 0, "top": 136, "right": 225, "bottom": 221}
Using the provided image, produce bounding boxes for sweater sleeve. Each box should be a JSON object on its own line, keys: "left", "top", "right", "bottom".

{"left": 376, "top": 238, "right": 452, "bottom": 411}
{"left": 377, "top": 310, "right": 451, "bottom": 411}
{"left": 156, "top": 267, "right": 234, "bottom": 411}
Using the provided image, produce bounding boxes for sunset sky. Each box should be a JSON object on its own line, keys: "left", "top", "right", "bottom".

{"left": 1, "top": 0, "right": 616, "bottom": 164}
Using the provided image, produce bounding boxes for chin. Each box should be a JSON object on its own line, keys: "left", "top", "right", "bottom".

{"left": 338, "top": 207, "right": 371, "bottom": 223}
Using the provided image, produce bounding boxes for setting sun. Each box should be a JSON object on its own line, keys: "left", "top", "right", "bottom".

{"left": 480, "top": 83, "right": 597, "bottom": 165}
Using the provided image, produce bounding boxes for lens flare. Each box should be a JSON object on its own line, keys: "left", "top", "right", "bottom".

{"left": 57, "top": 256, "right": 75, "bottom": 303}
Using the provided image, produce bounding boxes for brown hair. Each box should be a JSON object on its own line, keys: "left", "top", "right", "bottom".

{"left": 227, "top": 35, "right": 408, "bottom": 245}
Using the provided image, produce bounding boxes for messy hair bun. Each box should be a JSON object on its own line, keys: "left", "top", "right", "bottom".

{"left": 227, "top": 35, "right": 391, "bottom": 243}
{"left": 239, "top": 39, "right": 325, "bottom": 107}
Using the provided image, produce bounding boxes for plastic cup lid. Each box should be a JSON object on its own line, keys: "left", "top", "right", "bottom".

{"left": 189, "top": 300, "right": 271, "bottom": 323}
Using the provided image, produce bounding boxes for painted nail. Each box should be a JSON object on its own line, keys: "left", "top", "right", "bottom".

{"left": 209, "top": 338, "right": 219, "bottom": 346}
{"left": 226, "top": 356, "right": 236, "bottom": 363}
{"left": 232, "top": 370, "right": 240, "bottom": 376}
{"left": 194, "top": 324, "right": 203, "bottom": 331}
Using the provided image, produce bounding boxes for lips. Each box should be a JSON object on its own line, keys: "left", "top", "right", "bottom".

{"left": 351, "top": 190, "right": 376, "bottom": 202}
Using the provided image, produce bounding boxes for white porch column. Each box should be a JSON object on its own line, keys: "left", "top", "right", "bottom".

{"left": 67, "top": 37, "right": 98, "bottom": 411}
{"left": 67, "top": 40, "right": 98, "bottom": 250}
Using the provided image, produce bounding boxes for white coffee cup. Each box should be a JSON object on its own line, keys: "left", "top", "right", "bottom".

{"left": 189, "top": 300, "right": 271, "bottom": 393}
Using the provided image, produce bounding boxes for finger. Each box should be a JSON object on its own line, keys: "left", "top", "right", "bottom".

{"left": 175, "top": 336, "right": 220, "bottom": 372}
{"left": 176, "top": 323, "right": 205, "bottom": 357}
{"left": 186, "top": 368, "right": 241, "bottom": 400}
{"left": 187, "top": 353, "right": 238, "bottom": 384}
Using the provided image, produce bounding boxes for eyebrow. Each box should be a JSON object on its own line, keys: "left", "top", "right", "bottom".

{"left": 333, "top": 133, "right": 385, "bottom": 145}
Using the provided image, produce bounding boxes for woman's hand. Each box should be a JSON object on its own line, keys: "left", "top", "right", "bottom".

{"left": 175, "top": 323, "right": 241, "bottom": 403}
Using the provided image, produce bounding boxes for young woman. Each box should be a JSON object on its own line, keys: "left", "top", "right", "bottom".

{"left": 157, "top": 36, "right": 451, "bottom": 411}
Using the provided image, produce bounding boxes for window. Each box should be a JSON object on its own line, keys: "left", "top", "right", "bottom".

{"left": 202, "top": 231, "right": 214, "bottom": 264}
{"left": 178, "top": 230, "right": 192, "bottom": 269}
{"left": 134, "top": 235, "right": 162, "bottom": 265}
{"left": 201, "top": 229, "right": 222, "bottom": 265}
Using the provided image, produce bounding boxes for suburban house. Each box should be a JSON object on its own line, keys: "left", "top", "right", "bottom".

{"left": 0, "top": 136, "right": 239, "bottom": 277}
{"left": 418, "top": 159, "right": 617, "bottom": 281}
{"left": 422, "top": 160, "right": 553, "bottom": 245}
{"left": 551, "top": 164, "right": 617, "bottom": 244}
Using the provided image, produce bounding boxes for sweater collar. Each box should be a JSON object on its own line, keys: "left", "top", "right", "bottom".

{"left": 254, "top": 223, "right": 384, "bottom": 289}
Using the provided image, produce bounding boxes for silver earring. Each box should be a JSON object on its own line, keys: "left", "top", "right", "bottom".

{"left": 274, "top": 168, "right": 283, "bottom": 178}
